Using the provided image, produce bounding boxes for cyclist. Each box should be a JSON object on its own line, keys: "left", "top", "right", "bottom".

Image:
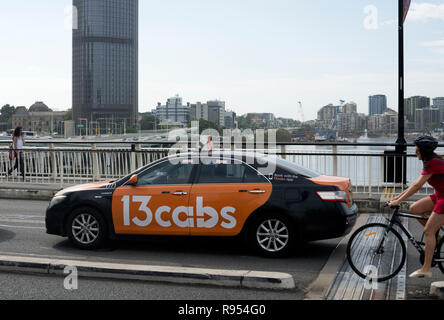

{"left": 389, "top": 136, "right": 444, "bottom": 278}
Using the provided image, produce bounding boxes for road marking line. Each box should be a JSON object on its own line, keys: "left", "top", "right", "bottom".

{"left": 0, "top": 219, "right": 45, "bottom": 225}
{"left": 0, "top": 224, "right": 45, "bottom": 230}
{"left": 0, "top": 251, "right": 88, "bottom": 261}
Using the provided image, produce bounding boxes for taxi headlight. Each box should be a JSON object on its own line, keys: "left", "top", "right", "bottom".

{"left": 49, "top": 195, "right": 67, "bottom": 208}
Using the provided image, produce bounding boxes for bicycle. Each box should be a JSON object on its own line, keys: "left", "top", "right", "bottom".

{"left": 346, "top": 203, "right": 444, "bottom": 282}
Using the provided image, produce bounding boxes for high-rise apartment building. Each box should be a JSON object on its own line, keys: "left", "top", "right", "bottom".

{"left": 433, "top": 97, "right": 444, "bottom": 125}
{"left": 415, "top": 107, "right": 439, "bottom": 131}
{"left": 72, "top": 0, "right": 139, "bottom": 128}
{"left": 153, "top": 96, "right": 190, "bottom": 125}
{"left": 405, "top": 96, "right": 431, "bottom": 122}
{"left": 369, "top": 95, "right": 387, "bottom": 116}
{"left": 342, "top": 102, "right": 357, "bottom": 114}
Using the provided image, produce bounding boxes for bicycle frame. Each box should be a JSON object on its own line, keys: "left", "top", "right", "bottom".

{"left": 378, "top": 206, "right": 444, "bottom": 263}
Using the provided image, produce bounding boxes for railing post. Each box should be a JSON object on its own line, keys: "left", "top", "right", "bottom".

{"left": 368, "top": 156, "right": 372, "bottom": 198}
{"left": 59, "top": 151, "right": 64, "bottom": 188}
{"left": 136, "top": 143, "right": 142, "bottom": 169}
{"left": 280, "top": 144, "right": 286, "bottom": 160}
{"left": 332, "top": 145, "right": 338, "bottom": 176}
{"left": 130, "top": 144, "right": 136, "bottom": 172}
{"left": 91, "top": 144, "right": 99, "bottom": 181}
{"left": 50, "top": 143, "right": 57, "bottom": 182}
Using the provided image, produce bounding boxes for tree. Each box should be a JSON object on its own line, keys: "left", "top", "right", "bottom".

{"left": 261, "top": 128, "right": 292, "bottom": 143}
{"left": 64, "top": 109, "right": 73, "bottom": 121}
{"left": 0, "top": 104, "right": 15, "bottom": 124}
{"left": 140, "top": 114, "right": 160, "bottom": 130}
{"left": 276, "top": 128, "right": 292, "bottom": 143}
{"left": 197, "top": 119, "right": 222, "bottom": 135}
{"left": 427, "top": 122, "right": 438, "bottom": 132}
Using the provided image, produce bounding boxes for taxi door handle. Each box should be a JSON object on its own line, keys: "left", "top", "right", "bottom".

{"left": 249, "top": 190, "right": 266, "bottom": 194}
{"left": 173, "top": 192, "right": 188, "bottom": 196}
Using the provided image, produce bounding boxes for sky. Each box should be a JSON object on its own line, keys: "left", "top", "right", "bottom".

{"left": 0, "top": 0, "right": 443, "bottom": 121}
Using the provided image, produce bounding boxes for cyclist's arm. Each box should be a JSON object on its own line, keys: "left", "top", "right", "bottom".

{"left": 393, "top": 189, "right": 408, "bottom": 200}
{"left": 396, "top": 174, "right": 431, "bottom": 202}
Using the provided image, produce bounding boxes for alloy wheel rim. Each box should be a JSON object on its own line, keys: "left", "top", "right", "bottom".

{"left": 256, "top": 219, "right": 289, "bottom": 252}
{"left": 72, "top": 214, "right": 100, "bottom": 245}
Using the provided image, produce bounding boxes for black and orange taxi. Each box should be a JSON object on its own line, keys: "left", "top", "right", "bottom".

{"left": 46, "top": 152, "right": 358, "bottom": 257}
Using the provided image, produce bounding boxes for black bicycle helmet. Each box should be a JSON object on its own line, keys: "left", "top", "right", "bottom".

{"left": 414, "top": 136, "right": 438, "bottom": 151}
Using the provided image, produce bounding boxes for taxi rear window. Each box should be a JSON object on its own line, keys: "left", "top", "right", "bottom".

{"left": 275, "top": 158, "right": 320, "bottom": 178}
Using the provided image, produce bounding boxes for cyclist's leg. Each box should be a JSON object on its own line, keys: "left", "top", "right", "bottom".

{"left": 420, "top": 212, "right": 444, "bottom": 272}
{"left": 410, "top": 196, "right": 434, "bottom": 227}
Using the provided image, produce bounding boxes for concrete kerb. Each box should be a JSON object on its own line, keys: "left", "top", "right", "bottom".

{"left": 0, "top": 255, "right": 295, "bottom": 290}
{"left": 430, "top": 282, "right": 444, "bottom": 300}
{"left": 0, "top": 184, "right": 61, "bottom": 201}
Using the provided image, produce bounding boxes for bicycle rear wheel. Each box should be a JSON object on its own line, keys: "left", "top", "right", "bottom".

{"left": 347, "top": 223, "right": 406, "bottom": 282}
{"left": 437, "top": 237, "right": 444, "bottom": 274}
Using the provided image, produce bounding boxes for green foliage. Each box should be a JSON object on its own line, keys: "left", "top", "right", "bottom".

{"left": 427, "top": 122, "right": 438, "bottom": 131}
{"left": 260, "top": 128, "right": 292, "bottom": 143}
{"left": 0, "top": 104, "right": 15, "bottom": 124}
{"left": 276, "top": 128, "right": 292, "bottom": 142}
{"left": 190, "top": 119, "right": 222, "bottom": 134}
{"left": 64, "top": 109, "right": 72, "bottom": 121}
{"left": 140, "top": 114, "right": 160, "bottom": 130}
{"left": 126, "top": 126, "right": 138, "bottom": 134}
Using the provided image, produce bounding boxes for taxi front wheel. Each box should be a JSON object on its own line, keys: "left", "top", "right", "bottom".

{"left": 66, "top": 207, "right": 108, "bottom": 250}
{"left": 249, "top": 214, "right": 296, "bottom": 258}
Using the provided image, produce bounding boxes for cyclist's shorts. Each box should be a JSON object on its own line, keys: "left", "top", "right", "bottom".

{"left": 430, "top": 194, "right": 444, "bottom": 214}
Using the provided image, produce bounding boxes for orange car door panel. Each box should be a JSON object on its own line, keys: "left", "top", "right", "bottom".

{"left": 112, "top": 185, "right": 192, "bottom": 235}
{"left": 189, "top": 184, "right": 272, "bottom": 236}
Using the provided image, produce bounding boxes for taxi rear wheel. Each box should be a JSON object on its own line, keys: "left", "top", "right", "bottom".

{"left": 248, "top": 213, "right": 296, "bottom": 258}
{"left": 66, "top": 207, "right": 108, "bottom": 250}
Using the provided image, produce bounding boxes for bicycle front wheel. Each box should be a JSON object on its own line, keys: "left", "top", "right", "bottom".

{"left": 346, "top": 223, "right": 406, "bottom": 282}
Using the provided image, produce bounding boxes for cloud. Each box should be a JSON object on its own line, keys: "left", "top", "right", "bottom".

{"left": 420, "top": 39, "right": 444, "bottom": 47}
{"left": 408, "top": 3, "right": 444, "bottom": 22}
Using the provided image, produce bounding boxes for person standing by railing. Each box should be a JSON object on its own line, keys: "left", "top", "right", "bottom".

{"left": 389, "top": 136, "right": 444, "bottom": 278}
{"left": 7, "top": 126, "right": 26, "bottom": 181}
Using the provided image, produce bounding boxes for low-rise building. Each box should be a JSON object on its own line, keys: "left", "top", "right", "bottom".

{"left": 153, "top": 96, "right": 190, "bottom": 126}
{"left": 11, "top": 102, "right": 66, "bottom": 135}
{"left": 368, "top": 109, "right": 406, "bottom": 135}
{"left": 245, "top": 113, "right": 275, "bottom": 127}
{"left": 415, "top": 107, "right": 440, "bottom": 131}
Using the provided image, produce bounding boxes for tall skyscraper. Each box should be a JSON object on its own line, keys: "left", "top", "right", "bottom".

{"left": 369, "top": 95, "right": 387, "bottom": 116}
{"left": 405, "top": 96, "right": 431, "bottom": 122}
{"left": 72, "top": 0, "right": 139, "bottom": 129}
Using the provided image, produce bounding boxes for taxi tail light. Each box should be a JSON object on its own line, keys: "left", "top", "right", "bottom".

{"left": 316, "top": 191, "right": 347, "bottom": 203}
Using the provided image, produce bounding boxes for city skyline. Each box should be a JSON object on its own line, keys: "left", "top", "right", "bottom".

{"left": 0, "top": 0, "right": 443, "bottom": 121}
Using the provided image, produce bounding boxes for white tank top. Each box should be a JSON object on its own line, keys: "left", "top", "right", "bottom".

{"left": 16, "top": 137, "right": 24, "bottom": 150}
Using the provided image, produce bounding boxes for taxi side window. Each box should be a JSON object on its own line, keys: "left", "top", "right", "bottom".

{"left": 243, "top": 165, "right": 269, "bottom": 184}
{"left": 137, "top": 160, "right": 194, "bottom": 186}
{"left": 197, "top": 159, "right": 269, "bottom": 184}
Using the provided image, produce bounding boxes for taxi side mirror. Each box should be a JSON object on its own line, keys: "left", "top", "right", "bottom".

{"left": 129, "top": 174, "right": 138, "bottom": 186}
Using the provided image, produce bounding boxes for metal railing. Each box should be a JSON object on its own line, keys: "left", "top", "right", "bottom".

{"left": 0, "top": 140, "right": 439, "bottom": 198}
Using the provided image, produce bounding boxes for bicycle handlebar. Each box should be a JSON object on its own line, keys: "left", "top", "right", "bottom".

{"left": 384, "top": 201, "right": 400, "bottom": 209}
